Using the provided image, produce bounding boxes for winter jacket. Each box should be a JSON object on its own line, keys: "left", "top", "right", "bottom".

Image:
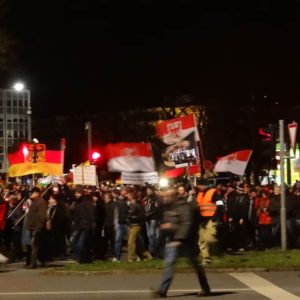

{"left": 104, "top": 200, "right": 116, "bottom": 227}
{"left": 26, "top": 197, "right": 48, "bottom": 231}
{"left": 70, "top": 196, "right": 95, "bottom": 231}
{"left": 116, "top": 197, "right": 129, "bottom": 225}
{"left": 161, "top": 197, "right": 193, "bottom": 242}
{"left": 128, "top": 201, "right": 144, "bottom": 226}
{"left": 257, "top": 197, "right": 272, "bottom": 225}
{"left": 144, "top": 194, "right": 161, "bottom": 221}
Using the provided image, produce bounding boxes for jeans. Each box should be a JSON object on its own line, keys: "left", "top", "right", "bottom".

{"left": 114, "top": 224, "right": 128, "bottom": 260}
{"left": 70, "top": 230, "right": 92, "bottom": 263}
{"left": 159, "top": 243, "right": 210, "bottom": 295}
{"left": 146, "top": 219, "right": 158, "bottom": 255}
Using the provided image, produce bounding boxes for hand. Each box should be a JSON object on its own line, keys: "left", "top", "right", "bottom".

{"left": 167, "top": 241, "right": 182, "bottom": 247}
{"left": 239, "top": 219, "right": 244, "bottom": 225}
{"left": 160, "top": 223, "right": 172, "bottom": 230}
{"left": 228, "top": 218, "right": 233, "bottom": 222}
{"left": 189, "top": 190, "right": 195, "bottom": 195}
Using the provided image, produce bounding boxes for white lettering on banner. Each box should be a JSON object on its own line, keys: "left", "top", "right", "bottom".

{"left": 121, "top": 172, "right": 158, "bottom": 185}
{"left": 73, "top": 165, "right": 97, "bottom": 186}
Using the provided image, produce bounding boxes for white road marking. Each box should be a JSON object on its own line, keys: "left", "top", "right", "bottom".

{"left": 230, "top": 272, "right": 300, "bottom": 300}
{"left": 0, "top": 288, "right": 250, "bottom": 296}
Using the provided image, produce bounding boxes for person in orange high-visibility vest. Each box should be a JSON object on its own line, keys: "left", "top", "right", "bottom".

{"left": 197, "top": 179, "right": 224, "bottom": 265}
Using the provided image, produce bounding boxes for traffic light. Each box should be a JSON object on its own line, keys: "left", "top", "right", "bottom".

{"left": 91, "top": 151, "right": 101, "bottom": 164}
{"left": 258, "top": 128, "right": 271, "bottom": 142}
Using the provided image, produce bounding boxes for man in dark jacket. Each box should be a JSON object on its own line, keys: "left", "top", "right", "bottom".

{"left": 70, "top": 186, "right": 95, "bottom": 263}
{"left": 113, "top": 187, "right": 129, "bottom": 262}
{"left": 144, "top": 186, "right": 162, "bottom": 257}
{"left": 152, "top": 188, "right": 211, "bottom": 298}
{"left": 103, "top": 192, "right": 116, "bottom": 257}
{"left": 26, "top": 187, "right": 47, "bottom": 268}
{"left": 227, "top": 185, "right": 249, "bottom": 251}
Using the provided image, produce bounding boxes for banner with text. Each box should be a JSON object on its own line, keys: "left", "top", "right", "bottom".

{"left": 121, "top": 172, "right": 159, "bottom": 185}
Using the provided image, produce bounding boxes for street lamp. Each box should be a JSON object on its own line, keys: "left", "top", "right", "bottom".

{"left": 13, "top": 82, "right": 25, "bottom": 92}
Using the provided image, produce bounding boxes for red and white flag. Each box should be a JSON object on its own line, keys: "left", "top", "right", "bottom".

{"left": 157, "top": 114, "right": 199, "bottom": 145}
{"left": 214, "top": 150, "right": 253, "bottom": 176}
{"left": 104, "top": 143, "right": 155, "bottom": 173}
{"left": 288, "top": 122, "right": 298, "bottom": 154}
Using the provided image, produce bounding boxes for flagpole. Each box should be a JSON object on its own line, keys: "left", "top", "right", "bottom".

{"left": 60, "top": 138, "right": 66, "bottom": 174}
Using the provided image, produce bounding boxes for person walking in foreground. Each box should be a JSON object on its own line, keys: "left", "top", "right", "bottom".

{"left": 152, "top": 188, "right": 211, "bottom": 298}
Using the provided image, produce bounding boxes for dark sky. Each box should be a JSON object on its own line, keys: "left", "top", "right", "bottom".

{"left": 7, "top": 0, "right": 300, "bottom": 116}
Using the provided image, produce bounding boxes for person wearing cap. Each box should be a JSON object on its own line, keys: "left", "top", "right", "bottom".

{"left": 197, "top": 178, "right": 224, "bottom": 265}
{"left": 26, "top": 187, "right": 48, "bottom": 268}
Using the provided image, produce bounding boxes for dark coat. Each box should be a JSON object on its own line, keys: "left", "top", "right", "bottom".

{"left": 26, "top": 197, "right": 48, "bottom": 231}
{"left": 227, "top": 193, "right": 249, "bottom": 221}
{"left": 71, "top": 196, "right": 95, "bottom": 231}
{"left": 116, "top": 197, "right": 129, "bottom": 225}
{"left": 104, "top": 200, "right": 116, "bottom": 227}
{"left": 161, "top": 198, "right": 193, "bottom": 242}
{"left": 144, "top": 194, "right": 162, "bottom": 221}
{"left": 128, "top": 201, "right": 144, "bottom": 226}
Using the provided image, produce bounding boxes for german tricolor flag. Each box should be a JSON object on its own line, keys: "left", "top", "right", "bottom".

{"left": 8, "top": 145, "right": 63, "bottom": 177}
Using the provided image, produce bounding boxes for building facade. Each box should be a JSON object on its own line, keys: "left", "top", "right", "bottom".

{"left": 0, "top": 89, "right": 31, "bottom": 173}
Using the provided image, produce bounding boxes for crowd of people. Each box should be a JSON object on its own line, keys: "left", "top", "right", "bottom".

{"left": 0, "top": 178, "right": 300, "bottom": 268}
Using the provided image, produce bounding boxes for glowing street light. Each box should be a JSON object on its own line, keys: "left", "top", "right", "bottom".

{"left": 13, "top": 82, "right": 25, "bottom": 92}
{"left": 159, "top": 177, "right": 169, "bottom": 188}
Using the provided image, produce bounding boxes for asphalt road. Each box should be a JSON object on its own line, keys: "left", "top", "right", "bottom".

{"left": 0, "top": 264, "right": 300, "bottom": 300}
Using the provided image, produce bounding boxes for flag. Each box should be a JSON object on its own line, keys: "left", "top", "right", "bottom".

{"left": 288, "top": 122, "right": 298, "bottom": 155}
{"left": 214, "top": 149, "right": 253, "bottom": 176}
{"left": 8, "top": 148, "right": 63, "bottom": 177}
{"left": 104, "top": 143, "right": 155, "bottom": 172}
{"left": 162, "top": 132, "right": 198, "bottom": 168}
{"left": 163, "top": 165, "right": 200, "bottom": 178}
{"left": 156, "top": 114, "right": 199, "bottom": 145}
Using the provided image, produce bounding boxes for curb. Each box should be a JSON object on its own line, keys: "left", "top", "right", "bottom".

{"left": 44, "top": 267, "right": 300, "bottom": 276}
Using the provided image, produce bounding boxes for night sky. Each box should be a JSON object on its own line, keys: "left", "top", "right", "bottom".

{"left": 5, "top": 0, "right": 300, "bottom": 116}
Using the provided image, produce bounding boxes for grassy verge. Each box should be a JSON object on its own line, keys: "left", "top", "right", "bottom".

{"left": 56, "top": 249, "right": 300, "bottom": 273}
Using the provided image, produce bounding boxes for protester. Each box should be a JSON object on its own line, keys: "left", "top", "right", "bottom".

{"left": 144, "top": 186, "right": 161, "bottom": 257}
{"left": 26, "top": 187, "right": 48, "bottom": 269}
{"left": 152, "top": 188, "right": 211, "bottom": 298}
{"left": 197, "top": 179, "right": 224, "bottom": 264}
{"left": 69, "top": 186, "right": 95, "bottom": 264}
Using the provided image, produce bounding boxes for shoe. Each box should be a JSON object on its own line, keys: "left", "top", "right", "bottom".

{"left": 150, "top": 288, "right": 167, "bottom": 298}
{"left": 238, "top": 248, "right": 245, "bottom": 252}
{"left": 112, "top": 258, "right": 120, "bottom": 263}
{"left": 0, "top": 253, "right": 8, "bottom": 264}
{"left": 197, "top": 289, "right": 211, "bottom": 297}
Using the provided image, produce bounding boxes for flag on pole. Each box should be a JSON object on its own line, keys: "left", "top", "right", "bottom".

{"left": 288, "top": 122, "right": 298, "bottom": 155}
{"left": 104, "top": 143, "right": 155, "bottom": 173}
{"left": 156, "top": 114, "right": 199, "bottom": 145}
{"left": 214, "top": 149, "right": 253, "bottom": 176}
{"left": 8, "top": 146, "right": 63, "bottom": 177}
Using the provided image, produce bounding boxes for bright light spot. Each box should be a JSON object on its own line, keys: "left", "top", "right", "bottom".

{"left": 13, "top": 82, "right": 24, "bottom": 92}
{"left": 92, "top": 152, "right": 101, "bottom": 160}
{"left": 159, "top": 177, "right": 169, "bottom": 188}
{"left": 22, "top": 146, "right": 29, "bottom": 157}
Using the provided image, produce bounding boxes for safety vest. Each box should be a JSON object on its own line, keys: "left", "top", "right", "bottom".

{"left": 197, "top": 188, "right": 217, "bottom": 217}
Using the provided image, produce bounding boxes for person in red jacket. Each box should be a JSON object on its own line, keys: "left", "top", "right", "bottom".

{"left": 257, "top": 190, "right": 272, "bottom": 249}
{"left": 0, "top": 195, "right": 8, "bottom": 264}
{"left": 0, "top": 196, "right": 7, "bottom": 244}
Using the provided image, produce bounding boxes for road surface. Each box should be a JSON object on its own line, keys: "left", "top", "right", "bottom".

{"left": 0, "top": 264, "right": 299, "bottom": 300}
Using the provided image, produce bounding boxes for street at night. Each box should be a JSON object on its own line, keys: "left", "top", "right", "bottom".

{"left": 0, "top": 264, "right": 300, "bottom": 300}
